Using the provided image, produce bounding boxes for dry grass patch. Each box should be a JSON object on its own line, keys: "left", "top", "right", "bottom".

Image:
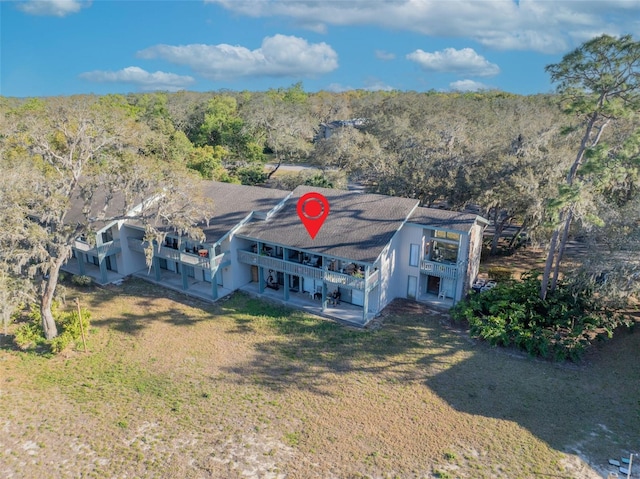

{"left": 1, "top": 279, "right": 637, "bottom": 478}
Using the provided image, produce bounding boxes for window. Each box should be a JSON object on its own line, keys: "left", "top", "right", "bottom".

{"left": 434, "top": 230, "right": 460, "bottom": 241}
{"left": 101, "top": 228, "right": 113, "bottom": 243}
{"left": 432, "top": 240, "right": 458, "bottom": 263}
{"left": 409, "top": 244, "right": 419, "bottom": 267}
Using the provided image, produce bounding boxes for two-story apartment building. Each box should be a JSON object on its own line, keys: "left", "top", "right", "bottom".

{"left": 63, "top": 181, "right": 487, "bottom": 326}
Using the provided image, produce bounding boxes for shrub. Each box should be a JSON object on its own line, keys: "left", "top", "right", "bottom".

{"left": 487, "top": 267, "right": 512, "bottom": 281}
{"left": 451, "top": 271, "right": 632, "bottom": 361}
{"left": 49, "top": 307, "right": 91, "bottom": 353}
{"left": 13, "top": 301, "right": 91, "bottom": 354}
{"left": 71, "top": 275, "right": 92, "bottom": 286}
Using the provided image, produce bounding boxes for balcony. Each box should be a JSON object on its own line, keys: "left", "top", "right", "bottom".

{"left": 212, "top": 251, "right": 230, "bottom": 269}
{"left": 155, "top": 245, "right": 180, "bottom": 262}
{"left": 238, "top": 251, "right": 324, "bottom": 280}
{"left": 97, "top": 239, "right": 121, "bottom": 258}
{"left": 324, "top": 270, "right": 365, "bottom": 290}
{"left": 238, "top": 250, "right": 379, "bottom": 291}
{"left": 73, "top": 239, "right": 121, "bottom": 259}
{"left": 127, "top": 236, "right": 148, "bottom": 253}
{"left": 180, "top": 251, "right": 210, "bottom": 268}
{"left": 73, "top": 239, "right": 94, "bottom": 253}
{"left": 420, "top": 260, "right": 457, "bottom": 279}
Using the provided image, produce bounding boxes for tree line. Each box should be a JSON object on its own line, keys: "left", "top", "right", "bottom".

{"left": 0, "top": 34, "right": 639, "bottom": 344}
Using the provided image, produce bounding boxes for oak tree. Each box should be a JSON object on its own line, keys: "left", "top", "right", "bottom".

{"left": 0, "top": 96, "right": 212, "bottom": 339}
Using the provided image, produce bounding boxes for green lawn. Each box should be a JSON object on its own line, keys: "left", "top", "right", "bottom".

{"left": 1, "top": 279, "right": 637, "bottom": 478}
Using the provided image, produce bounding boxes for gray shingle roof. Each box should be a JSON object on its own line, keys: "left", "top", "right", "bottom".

{"left": 237, "top": 185, "right": 419, "bottom": 264}
{"left": 65, "top": 185, "right": 130, "bottom": 232}
{"left": 408, "top": 207, "right": 488, "bottom": 233}
{"left": 199, "top": 181, "right": 290, "bottom": 243}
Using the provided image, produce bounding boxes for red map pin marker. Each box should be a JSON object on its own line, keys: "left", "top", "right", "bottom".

{"left": 297, "top": 192, "right": 330, "bottom": 239}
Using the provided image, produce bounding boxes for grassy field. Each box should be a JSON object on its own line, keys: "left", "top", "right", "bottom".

{"left": 1, "top": 278, "right": 638, "bottom": 479}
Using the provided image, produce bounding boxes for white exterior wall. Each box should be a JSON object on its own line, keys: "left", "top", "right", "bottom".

{"left": 376, "top": 223, "right": 417, "bottom": 310}
{"left": 217, "top": 237, "right": 233, "bottom": 289}
{"left": 119, "top": 224, "right": 149, "bottom": 275}
{"left": 391, "top": 224, "right": 424, "bottom": 300}
{"left": 231, "top": 238, "right": 254, "bottom": 289}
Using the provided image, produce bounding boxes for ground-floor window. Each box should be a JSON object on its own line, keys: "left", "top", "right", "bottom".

{"left": 159, "top": 258, "right": 168, "bottom": 270}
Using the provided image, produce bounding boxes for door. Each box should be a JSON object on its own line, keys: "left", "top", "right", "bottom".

{"left": 352, "top": 289, "right": 364, "bottom": 306}
{"left": 407, "top": 275, "right": 417, "bottom": 299}
{"left": 105, "top": 255, "right": 117, "bottom": 272}
{"left": 427, "top": 275, "right": 441, "bottom": 295}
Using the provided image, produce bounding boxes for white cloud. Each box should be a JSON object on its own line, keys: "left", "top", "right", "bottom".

{"left": 137, "top": 34, "right": 338, "bottom": 81}
{"left": 375, "top": 50, "right": 396, "bottom": 61}
{"left": 407, "top": 48, "right": 499, "bottom": 77}
{"left": 206, "top": 0, "right": 640, "bottom": 54}
{"left": 16, "top": 0, "right": 89, "bottom": 17}
{"left": 363, "top": 79, "right": 395, "bottom": 91}
{"left": 79, "top": 67, "right": 195, "bottom": 92}
{"left": 326, "top": 83, "right": 354, "bottom": 93}
{"left": 449, "top": 79, "right": 490, "bottom": 92}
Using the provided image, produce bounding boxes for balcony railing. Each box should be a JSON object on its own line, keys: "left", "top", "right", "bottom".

{"left": 324, "top": 270, "right": 365, "bottom": 290}
{"left": 127, "top": 236, "right": 148, "bottom": 253}
{"left": 74, "top": 239, "right": 121, "bottom": 258}
{"left": 212, "top": 251, "right": 229, "bottom": 269}
{"left": 420, "top": 260, "right": 457, "bottom": 279}
{"left": 238, "top": 251, "right": 324, "bottom": 280}
{"left": 366, "top": 269, "right": 380, "bottom": 291}
{"left": 155, "top": 245, "right": 181, "bottom": 262}
{"left": 97, "top": 239, "right": 121, "bottom": 258}
{"left": 73, "top": 239, "right": 94, "bottom": 253}
{"left": 180, "top": 251, "right": 210, "bottom": 267}
{"left": 238, "top": 250, "right": 379, "bottom": 291}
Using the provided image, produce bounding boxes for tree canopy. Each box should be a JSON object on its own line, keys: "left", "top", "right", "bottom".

{"left": 0, "top": 96, "right": 212, "bottom": 339}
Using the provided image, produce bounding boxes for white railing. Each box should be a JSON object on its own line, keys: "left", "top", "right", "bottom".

{"left": 74, "top": 239, "right": 121, "bottom": 258}
{"left": 420, "top": 260, "right": 457, "bottom": 279}
{"left": 127, "top": 236, "right": 148, "bottom": 253}
{"left": 212, "top": 252, "right": 229, "bottom": 269}
{"left": 73, "top": 239, "right": 94, "bottom": 253}
{"left": 239, "top": 250, "right": 379, "bottom": 290}
{"left": 324, "top": 270, "right": 365, "bottom": 290}
{"left": 180, "top": 251, "right": 210, "bottom": 267}
{"left": 366, "top": 269, "right": 380, "bottom": 291}
{"left": 238, "top": 251, "right": 324, "bottom": 279}
{"left": 97, "top": 239, "right": 121, "bottom": 258}
{"left": 155, "top": 246, "right": 180, "bottom": 262}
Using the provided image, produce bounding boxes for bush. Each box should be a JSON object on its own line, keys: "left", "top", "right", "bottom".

{"left": 487, "top": 267, "right": 512, "bottom": 281}
{"left": 14, "top": 305, "right": 47, "bottom": 350}
{"left": 49, "top": 307, "right": 91, "bottom": 353}
{"left": 71, "top": 275, "right": 92, "bottom": 286}
{"left": 13, "top": 301, "right": 91, "bottom": 354}
{"left": 451, "top": 271, "right": 632, "bottom": 361}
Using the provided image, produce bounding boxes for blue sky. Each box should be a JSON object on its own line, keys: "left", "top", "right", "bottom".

{"left": 2, "top": 0, "right": 640, "bottom": 97}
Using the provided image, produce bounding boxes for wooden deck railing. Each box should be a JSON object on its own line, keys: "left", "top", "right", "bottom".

{"left": 420, "top": 260, "right": 457, "bottom": 279}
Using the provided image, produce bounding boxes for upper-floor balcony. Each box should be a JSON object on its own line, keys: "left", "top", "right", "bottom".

{"left": 127, "top": 236, "right": 227, "bottom": 270}
{"left": 74, "top": 238, "right": 121, "bottom": 259}
{"left": 420, "top": 259, "right": 458, "bottom": 279}
{"left": 238, "top": 250, "right": 379, "bottom": 291}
